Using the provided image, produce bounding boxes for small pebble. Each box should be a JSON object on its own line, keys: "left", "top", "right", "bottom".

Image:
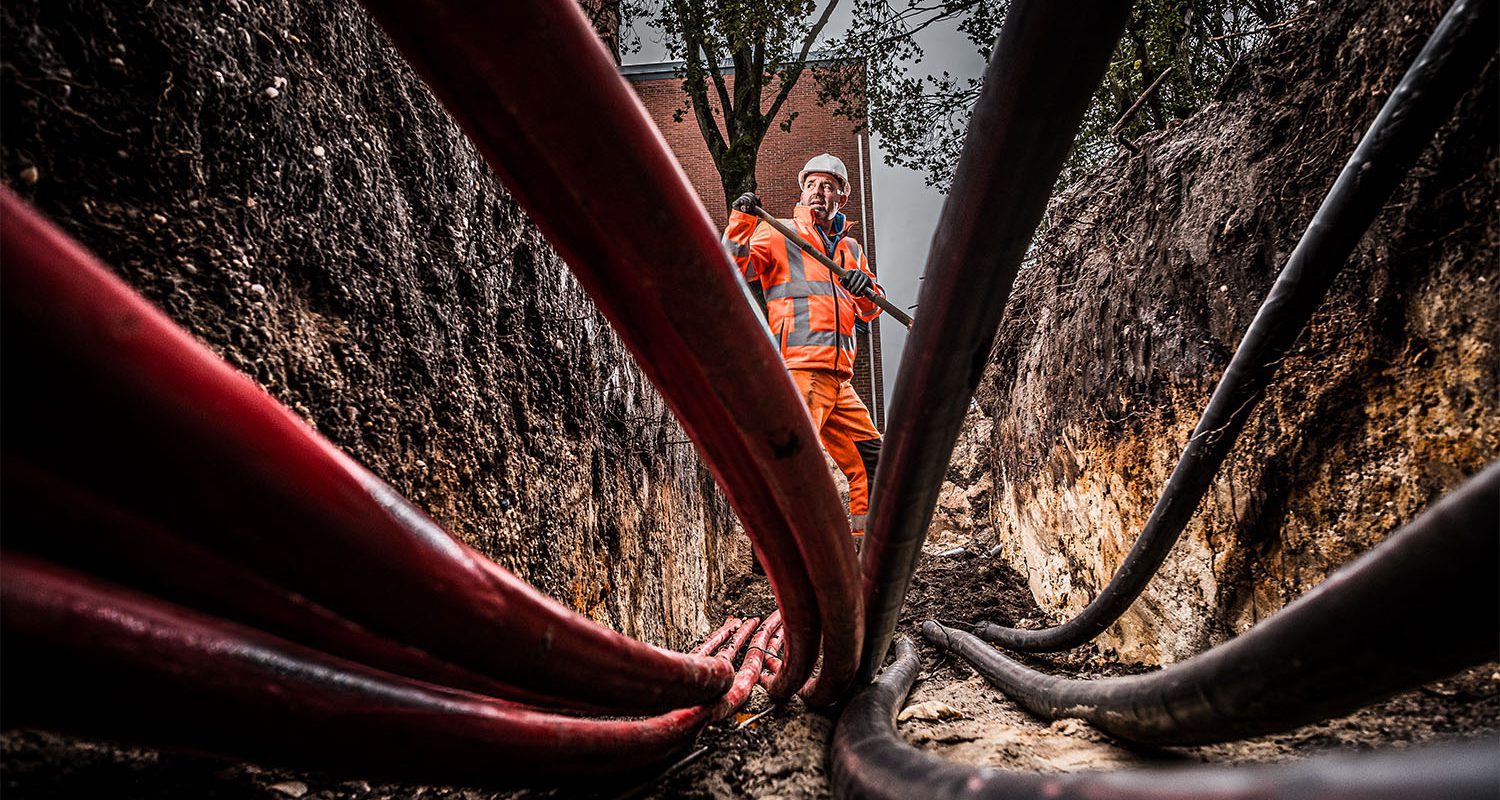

{"left": 150, "top": 213, "right": 168, "bottom": 225}
{"left": 1050, "top": 719, "right": 1087, "bottom": 736}
{"left": 267, "top": 781, "right": 308, "bottom": 798}
{"left": 272, "top": 76, "right": 287, "bottom": 88}
{"left": 250, "top": 283, "right": 267, "bottom": 297}
{"left": 18, "top": 165, "right": 38, "bottom": 184}
{"left": 264, "top": 86, "right": 280, "bottom": 98}
{"left": 1219, "top": 284, "right": 1228, "bottom": 293}
{"left": 183, "top": 264, "right": 199, "bottom": 275}
{"left": 312, "top": 145, "right": 326, "bottom": 157}
{"left": 108, "top": 57, "right": 125, "bottom": 68}
{"left": 245, "top": 197, "right": 257, "bottom": 208}
{"left": 898, "top": 700, "right": 963, "bottom": 722}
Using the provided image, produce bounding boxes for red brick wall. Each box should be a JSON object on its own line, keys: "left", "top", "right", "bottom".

{"left": 627, "top": 63, "right": 886, "bottom": 430}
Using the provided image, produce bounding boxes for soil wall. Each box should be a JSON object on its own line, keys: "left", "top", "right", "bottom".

{"left": 1, "top": 0, "right": 736, "bottom": 647}
{"left": 937, "top": 0, "right": 1498, "bottom": 663}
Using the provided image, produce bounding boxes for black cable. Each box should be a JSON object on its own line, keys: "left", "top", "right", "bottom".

{"left": 832, "top": 637, "right": 1500, "bottom": 800}
{"left": 858, "top": 0, "right": 1135, "bottom": 683}
{"left": 925, "top": 462, "right": 1499, "bottom": 745}
{"left": 973, "top": 0, "right": 1498, "bottom": 652}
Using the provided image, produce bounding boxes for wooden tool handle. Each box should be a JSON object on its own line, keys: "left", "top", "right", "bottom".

{"left": 749, "top": 206, "right": 914, "bottom": 329}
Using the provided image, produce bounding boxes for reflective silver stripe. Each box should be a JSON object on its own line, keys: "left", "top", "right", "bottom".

{"left": 765, "top": 280, "right": 837, "bottom": 300}
{"left": 783, "top": 228, "right": 808, "bottom": 282}
{"left": 784, "top": 330, "right": 856, "bottom": 350}
{"left": 721, "top": 236, "right": 755, "bottom": 280}
{"left": 850, "top": 513, "right": 867, "bottom": 531}
{"left": 792, "top": 296, "right": 811, "bottom": 335}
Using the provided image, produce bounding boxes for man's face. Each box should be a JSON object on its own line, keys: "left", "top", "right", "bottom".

{"left": 800, "top": 173, "right": 844, "bottom": 224}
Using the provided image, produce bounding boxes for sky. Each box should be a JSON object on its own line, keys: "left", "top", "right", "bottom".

{"left": 620, "top": 6, "right": 985, "bottom": 410}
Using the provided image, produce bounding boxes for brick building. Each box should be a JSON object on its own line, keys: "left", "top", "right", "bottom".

{"left": 622, "top": 58, "right": 886, "bottom": 430}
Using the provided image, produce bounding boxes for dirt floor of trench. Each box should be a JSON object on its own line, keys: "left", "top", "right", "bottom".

{"left": 5, "top": 528, "right": 1498, "bottom": 799}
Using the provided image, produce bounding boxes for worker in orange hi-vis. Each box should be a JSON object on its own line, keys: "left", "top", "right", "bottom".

{"left": 721, "top": 153, "right": 884, "bottom": 551}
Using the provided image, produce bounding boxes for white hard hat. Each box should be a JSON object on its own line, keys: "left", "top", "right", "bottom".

{"left": 798, "top": 153, "right": 849, "bottom": 195}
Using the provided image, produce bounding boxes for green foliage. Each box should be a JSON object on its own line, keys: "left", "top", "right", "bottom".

{"left": 619, "top": 0, "right": 1301, "bottom": 200}
{"left": 829, "top": 0, "right": 1304, "bottom": 192}
{"left": 620, "top": 0, "right": 843, "bottom": 208}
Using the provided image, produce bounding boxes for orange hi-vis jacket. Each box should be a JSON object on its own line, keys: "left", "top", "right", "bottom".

{"left": 723, "top": 205, "right": 883, "bottom": 381}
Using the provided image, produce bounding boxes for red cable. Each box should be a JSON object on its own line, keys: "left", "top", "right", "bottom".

{"left": 690, "top": 617, "right": 744, "bottom": 657}
{"left": 0, "top": 188, "right": 730, "bottom": 714}
{"left": 761, "top": 620, "right": 788, "bottom": 688}
{"left": 1, "top": 458, "right": 608, "bottom": 712}
{"left": 713, "top": 611, "right": 781, "bottom": 719}
{"left": 0, "top": 553, "right": 716, "bottom": 783}
{"left": 352, "top": 0, "right": 865, "bottom": 703}
{"left": 5, "top": 553, "right": 792, "bottom": 780}
{"left": 713, "top": 617, "right": 762, "bottom": 661}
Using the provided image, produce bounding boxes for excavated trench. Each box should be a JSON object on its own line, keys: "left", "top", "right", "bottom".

{"left": 4, "top": 540, "right": 1497, "bottom": 799}
{"left": 3, "top": 0, "right": 1497, "bottom": 797}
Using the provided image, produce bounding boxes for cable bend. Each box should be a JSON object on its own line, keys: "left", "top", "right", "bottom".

{"left": 972, "top": 0, "right": 1498, "bottom": 653}
{"left": 832, "top": 636, "right": 1500, "bottom": 800}
{"left": 929, "top": 462, "right": 1499, "bottom": 745}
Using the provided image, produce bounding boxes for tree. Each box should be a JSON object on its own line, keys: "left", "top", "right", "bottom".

{"left": 825, "top": 0, "right": 1304, "bottom": 193}
{"left": 620, "top": 0, "right": 844, "bottom": 209}
{"left": 616, "top": 1, "right": 1300, "bottom": 204}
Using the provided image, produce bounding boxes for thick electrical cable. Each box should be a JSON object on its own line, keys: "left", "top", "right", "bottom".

{"left": 858, "top": 0, "right": 1133, "bottom": 681}
{"left": 831, "top": 637, "right": 1500, "bottom": 800}
{"left": 354, "top": 0, "right": 864, "bottom": 704}
{"left": 972, "top": 0, "right": 1499, "bottom": 652}
{"left": 713, "top": 612, "right": 781, "bottom": 718}
{"left": 0, "top": 553, "right": 747, "bottom": 785}
{"left": 691, "top": 617, "right": 745, "bottom": 656}
{"left": 925, "top": 462, "right": 1499, "bottom": 745}
{"left": 0, "top": 458, "right": 603, "bottom": 711}
{"left": 0, "top": 188, "right": 729, "bottom": 714}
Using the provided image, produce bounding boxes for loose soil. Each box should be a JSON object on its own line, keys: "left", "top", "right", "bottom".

{"left": 6, "top": 529, "right": 1497, "bottom": 799}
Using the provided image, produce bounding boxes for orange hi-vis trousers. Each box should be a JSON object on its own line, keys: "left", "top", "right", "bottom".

{"left": 789, "top": 368, "right": 882, "bottom": 538}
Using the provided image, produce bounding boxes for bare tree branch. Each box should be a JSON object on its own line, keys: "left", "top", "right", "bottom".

{"left": 765, "top": 0, "right": 841, "bottom": 128}
{"left": 687, "top": 3, "right": 736, "bottom": 138}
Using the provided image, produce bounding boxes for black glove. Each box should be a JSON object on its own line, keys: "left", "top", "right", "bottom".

{"left": 840, "top": 268, "right": 873, "bottom": 297}
{"left": 732, "top": 192, "right": 761, "bottom": 214}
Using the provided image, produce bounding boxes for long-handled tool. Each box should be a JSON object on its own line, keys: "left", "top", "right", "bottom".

{"left": 750, "top": 205, "right": 914, "bottom": 328}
